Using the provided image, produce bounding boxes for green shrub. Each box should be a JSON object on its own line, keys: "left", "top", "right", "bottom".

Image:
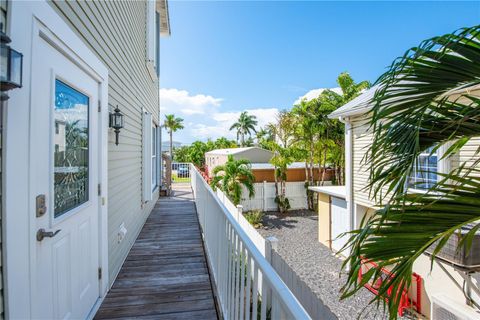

{"left": 244, "top": 210, "right": 264, "bottom": 228}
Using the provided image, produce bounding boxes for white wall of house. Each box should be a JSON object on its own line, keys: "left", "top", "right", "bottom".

{"left": 3, "top": 1, "right": 165, "bottom": 318}
{"left": 48, "top": 0, "right": 161, "bottom": 284}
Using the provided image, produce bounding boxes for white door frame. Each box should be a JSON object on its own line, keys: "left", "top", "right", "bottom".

{"left": 4, "top": 2, "right": 109, "bottom": 318}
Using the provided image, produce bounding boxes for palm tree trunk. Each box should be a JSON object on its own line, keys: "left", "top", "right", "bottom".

{"left": 169, "top": 131, "right": 173, "bottom": 160}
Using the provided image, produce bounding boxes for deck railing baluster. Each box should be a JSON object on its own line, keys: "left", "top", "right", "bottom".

{"left": 190, "top": 165, "right": 310, "bottom": 320}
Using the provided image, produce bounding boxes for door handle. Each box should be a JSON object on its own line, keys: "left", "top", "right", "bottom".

{"left": 36, "top": 228, "right": 61, "bottom": 241}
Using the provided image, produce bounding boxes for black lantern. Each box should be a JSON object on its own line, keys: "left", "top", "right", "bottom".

{"left": 109, "top": 106, "right": 124, "bottom": 145}
{"left": 1, "top": 31, "right": 23, "bottom": 97}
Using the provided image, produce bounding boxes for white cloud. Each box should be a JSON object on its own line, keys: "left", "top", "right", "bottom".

{"left": 190, "top": 108, "right": 279, "bottom": 140}
{"left": 160, "top": 88, "right": 223, "bottom": 115}
{"left": 160, "top": 87, "right": 280, "bottom": 143}
{"left": 293, "top": 87, "right": 343, "bottom": 105}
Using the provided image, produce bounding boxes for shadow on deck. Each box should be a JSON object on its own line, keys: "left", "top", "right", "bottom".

{"left": 95, "top": 184, "right": 218, "bottom": 319}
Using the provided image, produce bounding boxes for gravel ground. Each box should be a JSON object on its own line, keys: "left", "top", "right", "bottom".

{"left": 257, "top": 209, "right": 396, "bottom": 320}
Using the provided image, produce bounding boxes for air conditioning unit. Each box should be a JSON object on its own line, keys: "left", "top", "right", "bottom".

{"left": 425, "top": 225, "right": 480, "bottom": 269}
{"left": 431, "top": 294, "right": 480, "bottom": 320}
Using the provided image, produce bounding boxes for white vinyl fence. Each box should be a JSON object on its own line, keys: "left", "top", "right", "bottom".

{"left": 240, "top": 182, "right": 307, "bottom": 211}
{"left": 270, "top": 249, "right": 337, "bottom": 320}
{"left": 190, "top": 165, "right": 311, "bottom": 320}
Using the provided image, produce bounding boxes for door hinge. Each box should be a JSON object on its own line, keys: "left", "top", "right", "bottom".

{"left": 98, "top": 100, "right": 101, "bottom": 112}
{"left": 98, "top": 183, "right": 101, "bottom": 196}
{"left": 98, "top": 267, "right": 102, "bottom": 280}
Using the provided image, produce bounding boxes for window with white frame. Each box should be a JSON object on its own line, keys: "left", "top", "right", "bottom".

{"left": 152, "top": 124, "right": 158, "bottom": 191}
{"left": 409, "top": 146, "right": 438, "bottom": 190}
{"left": 146, "top": 0, "right": 159, "bottom": 76}
{"left": 142, "top": 112, "right": 153, "bottom": 202}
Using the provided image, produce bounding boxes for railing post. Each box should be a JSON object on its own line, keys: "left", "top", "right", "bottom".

{"left": 263, "top": 181, "right": 267, "bottom": 211}
{"left": 236, "top": 204, "right": 243, "bottom": 222}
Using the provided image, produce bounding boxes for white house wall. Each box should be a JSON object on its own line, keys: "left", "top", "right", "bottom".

{"left": 49, "top": 1, "right": 160, "bottom": 284}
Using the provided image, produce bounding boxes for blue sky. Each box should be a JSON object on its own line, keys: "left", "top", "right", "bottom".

{"left": 159, "top": 1, "right": 480, "bottom": 144}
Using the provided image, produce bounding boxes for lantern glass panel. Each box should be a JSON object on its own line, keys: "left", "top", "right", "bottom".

{"left": 10, "top": 48, "right": 22, "bottom": 87}
{"left": 114, "top": 113, "right": 122, "bottom": 128}
{"left": 0, "top": 45, "right": 7, "bottom": 82}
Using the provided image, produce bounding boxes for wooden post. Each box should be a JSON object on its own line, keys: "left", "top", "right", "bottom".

{"left": 263, "top": 180, "right": 267, "bottom": 211}
{"left": 236, "top": 204, "right": 243, "bottom": 222}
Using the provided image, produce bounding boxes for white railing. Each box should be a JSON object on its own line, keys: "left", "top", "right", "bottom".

{"left": 215, "top": 188, "right": 266, "bottom": 257}
{"left": 171, "top": 162, "right": 190, "bottom": 181}
{"left": 190, "top": 164, "right": 311, "bottom": 320}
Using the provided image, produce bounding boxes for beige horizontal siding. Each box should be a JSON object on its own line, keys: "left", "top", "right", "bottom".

{"left": 352, "top": 121, "right": 480, "bottom": 209}
{"left": 49, "top": 0, "right": 160, "bottom": 283}
{"left": 351, "top": 118, "right": 376, "bottom": 207}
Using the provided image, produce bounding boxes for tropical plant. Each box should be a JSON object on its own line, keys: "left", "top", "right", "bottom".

{"left": 342, "top": 25, "right": 480, "bottom": 319}
{"left": 163, "top": 114, "right": 184, "bottom": 160}
{"left": 267, "top": 111, "right": 297, "bottom": 213}
{"left": 318, "top": 73, "right": 370, "bottom": 185}
{"left": 244, "top": 210, "right": 265, "bottom": 228}
{"left": 256, "top": 126, "right": 275, "bottom": 150}
{"left": 214, "top": 137, "right": 237, "bottom": 149}
{"left": 210, "top": 155, "right": 255, "bottom": 205}
{"left": 230, "top": 111, "right": 258, "bottom": 146}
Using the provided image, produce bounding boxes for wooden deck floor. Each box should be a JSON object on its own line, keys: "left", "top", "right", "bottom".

{"left": 95, "top": 184, "right": 218, "bottom": 320}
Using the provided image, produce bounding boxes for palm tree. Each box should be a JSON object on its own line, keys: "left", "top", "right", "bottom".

{"left": 210, "top": 155, "right": 255, "bottom": 205}
{"left": 342, "top": 25, "right": 480, "bottom": 319}
{"left": 229, "top": 111, "right": 258, "bottom": 146}
{"left": 163, "top": 114, "right": 184, "bottom": 159}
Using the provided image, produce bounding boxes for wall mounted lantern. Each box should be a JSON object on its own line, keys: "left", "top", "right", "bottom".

{"left": 109, "top": 106, "right": 124, "bottom": 145}
{"left": 1, "top": 30, "right": 23, "bottom": 100}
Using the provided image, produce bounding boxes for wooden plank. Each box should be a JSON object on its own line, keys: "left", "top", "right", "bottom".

{"left": 95, "top": 184, "right": 218, "bottom": 319}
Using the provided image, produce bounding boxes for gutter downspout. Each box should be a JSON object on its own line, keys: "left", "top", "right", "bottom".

{"left": 339, "top": 116, "right": 354, "bottom": 253}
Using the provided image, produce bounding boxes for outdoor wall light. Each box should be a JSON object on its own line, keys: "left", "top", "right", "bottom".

{"left": 109, "top": 106, "right": 124, "bottom": 145}
{"left": 0, "top": 31, "right": 23, "bottom": 100}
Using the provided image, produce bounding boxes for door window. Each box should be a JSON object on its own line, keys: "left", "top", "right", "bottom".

{"left": 53, "top": 79, "right": 89, "bottom": 217}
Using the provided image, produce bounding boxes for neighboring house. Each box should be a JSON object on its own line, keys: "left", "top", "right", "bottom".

{"left": 250, "top": 162, "right": 334, "bottom": 183}
{"left": 1, "top": 1, "right": 169, "bottom": 319}
{"left": 205, "top": 147, "right": 273, "bottom": 176}
{"left": 311, "top": 86, "right": 480, "bottom": 318}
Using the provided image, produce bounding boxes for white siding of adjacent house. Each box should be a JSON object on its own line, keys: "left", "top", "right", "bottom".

{"left": 351, "top": 118, "right": 376, "bottom": 208}
{"left": 49, "top": 0, "right": 160, "bottom": 284}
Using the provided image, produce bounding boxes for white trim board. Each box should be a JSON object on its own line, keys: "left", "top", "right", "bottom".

{"left": 5, "top": 2, "right": 109, "bottom": 318}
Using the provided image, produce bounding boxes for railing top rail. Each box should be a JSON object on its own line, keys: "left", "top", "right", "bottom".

{"left": 190, "top": 164, "right": 311, "bottom": 319}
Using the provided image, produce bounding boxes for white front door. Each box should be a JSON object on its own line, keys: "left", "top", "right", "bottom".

{"left": 331, "top": 196, "right": 349, "bottom": 254}
{"left": 31, "top": 28, "right": 100, "bottom": 319}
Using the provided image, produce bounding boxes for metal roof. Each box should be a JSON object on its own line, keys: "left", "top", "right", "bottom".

{"left": 308, "top": 185, "right": 346, "bottom": 199}
{"left": 205, "top": 147, "right": 272, "bottom": 156}
{"left": 250, "top": 162, "right": 319, "bottom": 170}
{"left": 328, "top": 85, "right": 380, "bottom": 119}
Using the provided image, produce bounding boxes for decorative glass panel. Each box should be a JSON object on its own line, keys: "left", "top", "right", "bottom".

{"left": 54, "top": 80, "right": 89, "bottom": 217}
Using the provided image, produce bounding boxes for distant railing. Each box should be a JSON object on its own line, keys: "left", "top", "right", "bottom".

{"left": 171, "top": 162, "right": 190, "bottom": 182}
{"left": 190, "top": 164, "right": 311, "bottom": 320}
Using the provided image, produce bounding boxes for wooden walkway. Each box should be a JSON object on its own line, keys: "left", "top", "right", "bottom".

{"left": 95, "top": 184, "right": 218, "bottom": 319}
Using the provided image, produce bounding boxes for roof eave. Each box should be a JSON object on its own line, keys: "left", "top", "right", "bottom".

{"left": 158, "top": 0, "right": 171, "bottom": 37}
{"left": 328, "top": 105, "right": 372, "bottom": 120}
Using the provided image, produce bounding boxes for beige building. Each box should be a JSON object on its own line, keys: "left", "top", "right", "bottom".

{"left": 205, "top": 147, "right": 273, "bottom": 177}
{"left": 1, "top": 1, "right": 169, "bottom": 318}
{"left": 312, "top": 86, "right": 480, "bottom": 319}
